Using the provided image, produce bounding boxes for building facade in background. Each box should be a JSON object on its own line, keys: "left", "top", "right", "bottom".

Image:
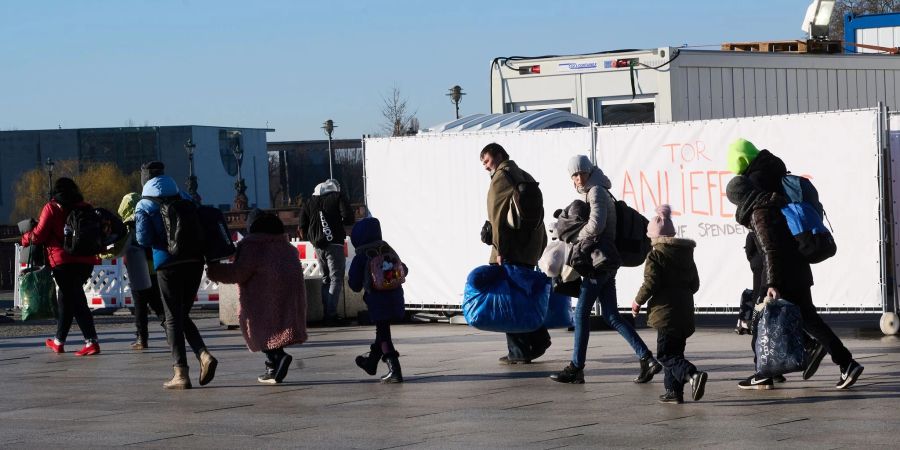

{"left": 0, "top": 125, "right": 272, "bottom": 223}
{"left": 267, "top": 139, "right": 364, "bottom": 208}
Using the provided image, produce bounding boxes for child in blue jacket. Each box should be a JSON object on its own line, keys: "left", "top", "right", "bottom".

{"left": 348, "top": 217, "right": 407, "bottom": 383}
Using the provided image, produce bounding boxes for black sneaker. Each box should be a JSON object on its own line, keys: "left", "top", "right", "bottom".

{"left": 258, "top": 363, "right": 278, "bottom": 384}
{"left": 803, "top": 343, "right": 827, "bottom": 380}
{"left": 498, "top": 355, "right": 532, "bottom": 365}
{"left": 274, "top": 353, "right": 293, "bottom": 383}
{"left": 659, "top": 390, "right": 684, "bottom": 404}
{"left": 774, "top": 374, "right": 786, "bottom": 383}
{"left": 689, "top": 371, "right": 708, "bottom": 401}
{"left": 550, "top": 363, "right": 585, "bottom": 384}
{"left": 836, "top": 360, "right": 864, "bottom": 389}
{"left": 738, "top": 374, "right": 774, "bottom": 390}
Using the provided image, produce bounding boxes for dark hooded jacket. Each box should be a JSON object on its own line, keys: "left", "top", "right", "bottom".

{"left": 727, "top": 176, "right": 813, "bottom": 290}
{"left": 299, "top": 180, "right": 355, "bottom": 248}
{"left": 348, "top": 217, "right": 406, "bottom": 322}
{"left": 743, "top": 149, "right": 787, "bottom": 194}
{"left": 633, "top": 237, "right": 699, "bottom": 335}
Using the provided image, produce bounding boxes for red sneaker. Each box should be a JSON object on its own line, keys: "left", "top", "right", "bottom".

{"left": 74, "top": 341, "right": 100, "bottom": 356}
{"left": 45, "top": 338, "right": 65, "bottom": 353}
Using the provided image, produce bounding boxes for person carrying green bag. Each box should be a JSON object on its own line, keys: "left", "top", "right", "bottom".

{"left": 21, "top": 177, "right": 101, "bottom": 356}
{"left": 19, "top": 234, "right": 58, "bottom": 321}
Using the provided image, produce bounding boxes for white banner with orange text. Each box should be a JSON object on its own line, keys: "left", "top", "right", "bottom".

{"left": 596, "top": 109, "right": 882, "bottom": 311}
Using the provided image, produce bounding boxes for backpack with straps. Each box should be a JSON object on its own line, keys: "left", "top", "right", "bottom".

{"left": 502, "top": 170, "right": 544, "bottom": 231}
{"left": 63, "top": 204, "right": 105, "bottom": 256}
{"left": 365, "top": 245, "right": 407, "bottom": 291}
{"left": 780, "top": 175, "right": 836, "bottom": 264}
{"left": 143, "top": 195, "right": 205, "bottom": 258}
{"left": 607, "top": 191, "right": 651, "bottom": 267}
{"left": 305, "top": 196, "right": 338, "bottom": 248}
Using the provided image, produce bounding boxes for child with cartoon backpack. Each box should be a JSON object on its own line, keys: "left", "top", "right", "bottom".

{"left": 348, "top": 217, "right": 408, "bottom": 383}
{"left": 631, "top": 205, "right": 709, "bottom": 404}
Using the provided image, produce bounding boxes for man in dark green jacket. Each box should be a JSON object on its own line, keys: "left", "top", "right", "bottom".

{"left": 480, "top": 143, "right": 550, "bottom": 364}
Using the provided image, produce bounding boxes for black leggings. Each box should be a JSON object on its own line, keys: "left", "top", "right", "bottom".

{"left": 52, "top": 263, "right": 97, "bottom": 343}
{"left": 375, "top": 321, "right": 395, "bottom": 355}
{"left": 158, "top": 262, "right": 207, "bottom": 368}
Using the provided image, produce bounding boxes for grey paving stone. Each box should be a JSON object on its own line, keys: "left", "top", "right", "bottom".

{"left": 0, "top": 318, "right": 898, "bottom": 448}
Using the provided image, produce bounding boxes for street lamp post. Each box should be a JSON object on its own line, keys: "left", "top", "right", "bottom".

{"left": 45, "top": 157, "right": 55, "bottom": 199}
{"left": 322, "top": 119, "right": 337, "bottom": 179}
{"left": 232, "top": 142, "right": 248, "bottom": 210}
{"left": 447, "top": 85, "right": 465, "bottom": 119}
{"left": 184, "top": 139, "right": 199, "bottom": 201}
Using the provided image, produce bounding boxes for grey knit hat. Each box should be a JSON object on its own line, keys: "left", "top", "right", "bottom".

{"left": 567, "top": 154, "right": 593, "bottom": 176}
{"left": 725, "top": 175, "right": 754, "bottom": 206}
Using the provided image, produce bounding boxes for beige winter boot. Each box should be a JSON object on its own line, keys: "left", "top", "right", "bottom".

{"left": 198, "top": 350, "right": 218, "bottom": 386}
{"left": 163, "top": 366, "right": 192, "bottom": 390}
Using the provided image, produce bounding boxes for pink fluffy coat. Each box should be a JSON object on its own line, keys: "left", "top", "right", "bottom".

{"left": 206, "top": 233, "right": 308, "bottom": 352}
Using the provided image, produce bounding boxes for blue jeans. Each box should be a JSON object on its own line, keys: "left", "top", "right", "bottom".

{"left": 572, "top": 272, "right": 652, "bottom": 369}
{"left": 316, "top": 244, "right": 346, "bottom": 318}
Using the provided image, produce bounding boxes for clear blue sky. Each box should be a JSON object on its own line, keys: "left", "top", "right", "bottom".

{"left": 0, "top": 0, "right": 813, "bottom": 141}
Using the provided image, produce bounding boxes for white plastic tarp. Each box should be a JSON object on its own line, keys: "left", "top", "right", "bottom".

{"left": 597, "top": 110, "right": 882, "bottom": 310}
{"left": 365, "top": 128, "right": 592, "bottom": 307}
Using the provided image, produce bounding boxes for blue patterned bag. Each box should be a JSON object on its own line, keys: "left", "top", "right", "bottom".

{"left": 755, "top": 299, "right": 806, "bottom": 377}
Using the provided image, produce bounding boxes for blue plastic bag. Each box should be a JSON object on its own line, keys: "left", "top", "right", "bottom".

{"left": 543, "top": 292, "right": 574, "bottom": 329}
{"left": 755, "top": 299, "right": 806, "bottom": 378}
{"left": 462, "top": 265, "right": 550, "bottom": 333}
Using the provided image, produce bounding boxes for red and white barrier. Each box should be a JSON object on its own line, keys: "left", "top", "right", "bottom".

{"left": 12, "top": 238, "right": 354, "bottom": 311}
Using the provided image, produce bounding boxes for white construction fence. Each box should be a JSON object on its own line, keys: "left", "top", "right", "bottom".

{"left": 365, "top": 107, "right": 900, "bottom": 333}
{"left": 13, "top": 238, "right": 354, "bottom": 311}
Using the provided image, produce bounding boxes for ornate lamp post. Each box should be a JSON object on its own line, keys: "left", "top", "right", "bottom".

{"left": 322, "top": 119, "right": 336, "bottom": 179}
{"left": 232, "top": 142, "right": 248, "bottom": 210}
{"left": 447, "top": 85, "right": 465, "bottom": 119}
{"left": 45, "top": 157, "right": 55, "bottom": 199}
{"left": 184, "top": 139, "right": 199, "bottom": 201}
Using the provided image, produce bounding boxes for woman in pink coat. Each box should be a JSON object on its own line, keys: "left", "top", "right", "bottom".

{"left": 207, "top": 210, "right": 308, "bottom": 384}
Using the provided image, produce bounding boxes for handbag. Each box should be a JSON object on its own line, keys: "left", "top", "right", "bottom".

{"left": 755, "top": 297, "right": 806, "bottom": 377}
{"left": 19, "top": 238, "right": 58, "bottom": 321}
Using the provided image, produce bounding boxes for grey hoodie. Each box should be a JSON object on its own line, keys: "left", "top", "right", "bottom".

{"left": 576, "top": 167, "right": 616, "bottom": 242}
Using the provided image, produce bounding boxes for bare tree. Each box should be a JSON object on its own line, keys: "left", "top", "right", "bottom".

{"left": 829, "top": 1, "right": 900, "bottom": 40}
{"left": 381, "top": 87, "right": 419, "bottom": 137}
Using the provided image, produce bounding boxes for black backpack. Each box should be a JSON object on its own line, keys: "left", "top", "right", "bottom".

{"left": 94, "top": 207, "right": 128, "bottom": 248}
{"left": 306, "top": 197, "right": 338, "bottom": 248}
{"left": 143, "top": 195, "right": 204, "bottom": 258}
{"left": 607, "top": 191, "right": 651, "bottom": 267}
{"left": 197, "top": 205, "right": 236, "bottom": 262}
{"left": 502, "top": 170, "right": 544, "bottom": 231}
{"left": 63, "top": 205, "right": 105, "bottom": 256}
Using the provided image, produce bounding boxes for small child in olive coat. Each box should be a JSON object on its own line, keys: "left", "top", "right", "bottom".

{"left": 631, "top": 205, "right": 708, "bottom": 404}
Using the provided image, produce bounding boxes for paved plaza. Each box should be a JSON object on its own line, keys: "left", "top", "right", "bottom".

{"left": 0, "top": 315, "right": 898, "bottom": 449}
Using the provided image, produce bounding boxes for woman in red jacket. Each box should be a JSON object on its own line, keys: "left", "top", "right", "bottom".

{"left": 21, "top": 178, "right": 101, "bottom": 356}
